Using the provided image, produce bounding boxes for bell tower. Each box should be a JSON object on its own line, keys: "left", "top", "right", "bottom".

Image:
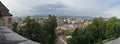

{"left": 0, "top": 1, "right": 13, "bottom": 29}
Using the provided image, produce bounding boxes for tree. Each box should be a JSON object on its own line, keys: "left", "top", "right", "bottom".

{"left": 115, "top": 22, "right": 120, "bottom": 37}
{"left": 12, "top": 21, "right": 18, "bottom": 32}
{"left": 105, "top": 17, "right": 118, "bottom": 39}
{"left": 69, "top": 28, "right": 80, "bottom": 44}
{"left": 17, "top": 16, "right": 43, "bottom": 43}
{"left": 43, "top": 15, "right": 57, "bottom": 44}
{"left": 17, "top": 15, "right": 57, "bottom": 44}
{"left": 69, "top": 17, "right": 120, "bottom": 44}
{"left": 90, "top": 17, "right": 106, "bottom": 40}
{"left": 69, "top": 17, "right": 106, "bottom": 44}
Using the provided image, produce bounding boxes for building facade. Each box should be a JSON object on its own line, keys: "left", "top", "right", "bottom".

{"left": 0, "top": 1, "right": 13, "bottom": 29}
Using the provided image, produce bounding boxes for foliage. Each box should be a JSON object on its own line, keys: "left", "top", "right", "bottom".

{"left": 12, "top": 21, "right": 18, "bottom": 32}
{"left": 42, "top": 15, "right": 57, "bottom": 44}
{"left": 16, "top": 15, "right": 57, "bottom": 44}
{"left": 69, "top": 17, "right": 120, "bottom": 44}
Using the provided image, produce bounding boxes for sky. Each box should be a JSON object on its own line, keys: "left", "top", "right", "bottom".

{"left": 1, "top": 0, "right": 120, "bottom": 18}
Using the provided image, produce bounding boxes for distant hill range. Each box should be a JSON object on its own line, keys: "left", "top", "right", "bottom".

{"left": 13, "top": 15, "right": 109, "bottom": 21}
{"left": 32, "top": 15, "right": 94, "bottom": 18}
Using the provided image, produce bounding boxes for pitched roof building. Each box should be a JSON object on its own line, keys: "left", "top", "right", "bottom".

{"left": 0, "top": 1, "right": 13, "bottom": 29}
{"left": 0, "top": 1, "right": 40, "bottom": 44}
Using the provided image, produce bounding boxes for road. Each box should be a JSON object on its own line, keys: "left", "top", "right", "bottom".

{"left": 56, "top": 35, "right": 67, "bottom": 44}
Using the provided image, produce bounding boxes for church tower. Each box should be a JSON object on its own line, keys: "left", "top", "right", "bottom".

{"left": 0, "top": 1, "right": 13, "bottom": 29}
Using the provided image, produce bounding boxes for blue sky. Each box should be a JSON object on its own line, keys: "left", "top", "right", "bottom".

{"left": 1, "top": 0, "right": 120, "bottom": 18}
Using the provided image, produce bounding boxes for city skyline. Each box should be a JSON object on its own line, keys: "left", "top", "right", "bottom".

{"left": 1, "top": 0, "right": 120, "bottom": 18}
{"left": 0, "top": 1, "right": 120, "bottom": 44}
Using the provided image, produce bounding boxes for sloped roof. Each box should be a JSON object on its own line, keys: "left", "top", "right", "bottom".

{"left": 0, "top": 1, "right": 9, "bottom": 11}
{"left": 1, "top": 12, "right": 13, "bottom": 16}
{"left": 0, "top": 1, "right": 12, "bottom": 16}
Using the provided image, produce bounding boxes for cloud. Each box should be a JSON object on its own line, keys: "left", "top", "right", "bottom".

{"left": 1, "top": 0, "right": 120, "bottom": 18}
{"left": 32, "top": 2, "right": 67, "bottom": 12}
{"left": 104, "top": 5, "right": 120, "bottom": 17}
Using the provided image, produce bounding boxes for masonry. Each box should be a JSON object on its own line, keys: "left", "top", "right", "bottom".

{"left": 0, "top": 21, "right": 40, "bottom": 44}
{"left": 0, "top": 1, "right": 12, "bottom": 29}
{"left": 0, "top": 1, "right": 40, "bottom": 44}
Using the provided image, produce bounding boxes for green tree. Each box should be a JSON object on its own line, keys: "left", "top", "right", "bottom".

{"left": 90, "top": 17, "right": 106, "bottom": 40}
{"left": 69, "top": 17, "right": 120, "bottom": 44}
{"left": 17, "top": 16, "right": 43, "bottom": 42}
{"left": 43, "top": 15, "right": 57, "bottom": 44}
{"left": 69, "top": 17, "right": 106, "bottom": 44}
{"left": 115, "top": 22, "right": 120, "bottom": 37}
{"left": 69, "top": 28, "right": 80, "bottom": 44}
{"left": 105, "top": 17, "right": 118, "bottom": 39}
{"left": 69, "top": 28, "right": 94, "bottom": 44}
{"left": 17, "top": 15, "right": 57, "bottom": 44}
{"left": 12, "top": 21, "right": 18, "bottom": 32}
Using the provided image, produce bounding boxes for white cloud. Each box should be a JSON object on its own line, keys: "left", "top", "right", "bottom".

{"left": 1, "top": 0, "right": 120, "bottom": 18}
{"left": 104, "top": 5, "right": 120, "bottom": 18}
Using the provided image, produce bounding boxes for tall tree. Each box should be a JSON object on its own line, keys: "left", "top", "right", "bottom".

{"left": 17, "top": 15, "right": 57, "bottom": 44}
{"left": 43, "top": 15, "right": 57, "bottom": 44}
{"left": 69, "top": 17, "right": 106, "bottom": 44}
{"left": 12, "top": 21, "right": 18, "bottom": 32}
{"left": 90, "top": 17, "right": 105, "bottom": 39}
{"left": 105, "top": 17, "right": 118, "bottom": 39}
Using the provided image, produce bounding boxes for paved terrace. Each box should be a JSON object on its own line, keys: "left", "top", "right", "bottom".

{"left": 0, "top": 22, "right": 40, "bottom": 44}
{"left": 105, "top": 37, "right": 120, "bottom": 44}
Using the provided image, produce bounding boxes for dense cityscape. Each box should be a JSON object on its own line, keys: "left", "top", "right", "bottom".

{"left": 12, "top": 16, "right": 120, "bottom": 44}
{"left": 1, "top": 0, "right": 120, "bottom": 44}
{"left": 12, "top": 16, "right": 93, "bottom": 44}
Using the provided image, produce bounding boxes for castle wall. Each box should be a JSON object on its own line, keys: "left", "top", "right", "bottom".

{"left": 2, "top": 16, "right": 12, "bottom": 29}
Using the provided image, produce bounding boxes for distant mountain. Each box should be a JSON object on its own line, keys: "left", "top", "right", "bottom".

{"left": 32, "top": 14, "right": 94, "bottom": 18}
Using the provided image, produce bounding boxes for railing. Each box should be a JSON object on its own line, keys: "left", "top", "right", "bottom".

{"left": 0, "top": 22, "right": 40, "bottom": 44}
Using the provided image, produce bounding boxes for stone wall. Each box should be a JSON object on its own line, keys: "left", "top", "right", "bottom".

{"left": 0, "top": 22, "right": 40, "bottom": 44}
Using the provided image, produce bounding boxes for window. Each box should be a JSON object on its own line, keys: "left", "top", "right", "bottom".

{"left": 8, "top": 18, "right": 11, "bottom": 24}
{"left": 0, "top": 11, "right": 2, "bottom": 23}
{"left": 0, "top": 11, "right": 2, "bottom": 17}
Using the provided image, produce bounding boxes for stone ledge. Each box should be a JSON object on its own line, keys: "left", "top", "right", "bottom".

{"left": 0, "top": 24, "right": 40, "bottom": 44}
